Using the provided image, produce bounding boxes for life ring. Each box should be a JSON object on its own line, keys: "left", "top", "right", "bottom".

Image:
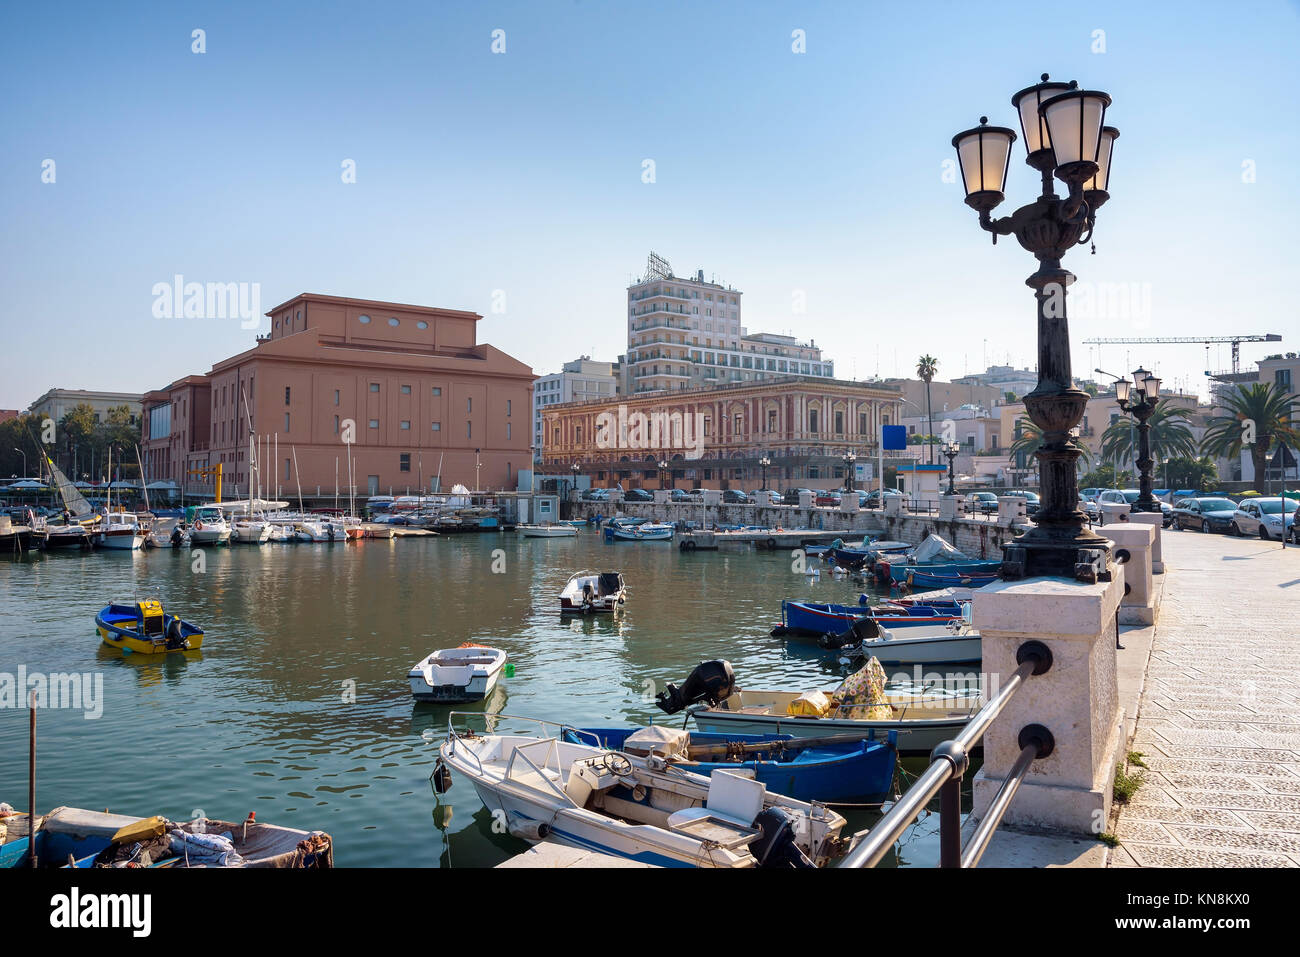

{"left": 682, "top": 540, "right": 697, "bottom": 551}
{"left": 195, "top": 520, "right": 204, "bottom": 530}
{"left": 766, "top": 538, "right": 777, "bottom": 550}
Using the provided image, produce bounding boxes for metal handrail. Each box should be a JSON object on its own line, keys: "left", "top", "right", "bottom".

{"left": 838, "top": 639, "right": 1054, "bottom": 869}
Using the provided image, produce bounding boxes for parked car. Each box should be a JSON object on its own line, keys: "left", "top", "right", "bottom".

{"left": 1003, "top": 490, "right": 1040, "bottom": 515}
{"left": 1230, "top": 497, "right": 1295, "bottom": 541}
{"left": 1078, "top": 498, "right": 1101, "bottom": 523}
{"left": 1114, "top": 489, "right": 1174, "bottom": 527}
{"left": 722, "top": 489, "right": 750, "bottom": 504}
{"left": 781, "top": 488, "right": 815, "bottom": 506}
{"left": 966, "top": 491, "right": 998, "bottom": 515}
{"left": 1171, "top": 497, "right": 1238, "bottom": 533}
{"left": 1079, "top": 487, "right": 1104, "bottom": 502}
{"left": 1291, "top": 501, "right": 1300, "bottom": 545}
{"left": 581, "top": 488, "right": 609, "bottom": 501}
{"left": 814, "top": 489, "right": 842, "bottom": 507}
{"left": 861, "top": 489, "right": 902, "bottom": 508}
{"left": 669, "top": 488, "right": 692, "bottom": 503}
{"left": 624, "top": 488, "right": 654, "bottom": 503}
{"left": 686, "top": 488, "right": 708, "bottom": 499}
{"left": 1094, "top": 489, "right": 1129, "bottom": 507}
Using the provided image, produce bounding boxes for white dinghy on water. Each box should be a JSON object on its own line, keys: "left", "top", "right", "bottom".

{"left": 435, "top": 715, "right": 850, "bottom": 868}
{"left": 408, "top": 645, "right": 509, "bottom": 703}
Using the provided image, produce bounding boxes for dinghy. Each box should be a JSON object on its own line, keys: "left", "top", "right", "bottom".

{"left": 779, "top": 600, "right": 968, "bottom": 636}
{"left": 518, "top": 524, "right": 578, "bottom": 537}
{"left": 563, "top": 726, "right": 897, "bottom": 803}
{"left": 437, "top": 715, "right": 850, "bottom": 867}
{"left": 408, "top": 645, "right": 508, "bottom": 703}
{"left": 655, "top": 660, "right": 981, "bottom": 756}
{"left": 559, "top": 570, "right": 626, "bottom": 613}
{"left": 604, "top": 522, "right": 673, "bottom": 542}
{"left": 95, "top": 600, "right": 204, "bottom": 654}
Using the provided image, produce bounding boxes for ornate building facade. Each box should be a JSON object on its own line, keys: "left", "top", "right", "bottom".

{"left": 542, "top": 376, "right": 902, "bottom": 488}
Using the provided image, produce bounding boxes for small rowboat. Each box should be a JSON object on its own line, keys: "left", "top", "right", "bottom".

{"left": 779, "top": 600, "right": 967, "bottom": 636}
{"left": 559, "top": 570, "right": 626, "bottom": 613}
{"left": 604, "top": 523, "right": 673, "bottom": 542}
{"left": 96, "top": 600, "right": 204, "bottom": 654}
{"left": 518, "top": 524, "right": 578, "bottom": 537}
{"left": 408, "top": 644, "right": 508, "bottom": 703}
{"left": 563, "top": 726, "right": 898, "bottom": 803}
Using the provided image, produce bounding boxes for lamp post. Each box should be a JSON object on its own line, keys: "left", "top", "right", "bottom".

{"left": 569, "top": 461, "right": 580, "bottom": 498}
{"left": 841, "top": 450, "right": 857, "bottom": 492}
{"left": 1110, "top": 367, "right": 1161, "bottom": 513}
{"left": 658, "top": 459, "right": 669, "bottom": 490}
{"left": 13, "top": 448, "right": 25, "bottom": 479}
{"left": 943, "top": 442, "right": 960, "bottom": 495}
{"left": 759, "top": 455, "right": 771, "bottom": 493}
{"left": 952, "top": 73, "right": 1119, "bottom": 582}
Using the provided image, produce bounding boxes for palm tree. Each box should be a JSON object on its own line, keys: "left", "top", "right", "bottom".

{"left": 1200, "top": 382, "right": 1300, "bottom": 492}
{"left": 916, "top": 355, "right": 938, "bottom": 464}
{"left": 1008, "top": 416, "right": 1092, "bottom": 483}
{"left": 1100, "top": 400, "right": 1198, "bottom": 475}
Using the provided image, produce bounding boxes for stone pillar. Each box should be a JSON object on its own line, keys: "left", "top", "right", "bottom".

{"left": 1127, "top": 511, "right": 1164, "bottom": 573}
{"left": 939, "top": 494, "right": 960, "bottom": 522}
{"left": 997, "top": 495, "right": 1027, "bottom": 527}
{"left": 1101, "top": 522, "right": 1156, "bottom": 624}
{"left": 971, "top": 574, "right": 1126, "bottom": 835}
{"left": 884, "top": 495, "right": 903, "bottom": 518}
{"left": 798, "top": 490, "right": 814, "bottom": 510}
{"left": 840, "top": 493, "right": 858, "bottom": 514}
{"left": 702, "top": 488, "right": 722, "bottom": 507}
{"left": 1100, "top": 502, "right": 1130, "bottom": 524}
{"left": 653, "top": 490, "right": 669, "bottom": 505}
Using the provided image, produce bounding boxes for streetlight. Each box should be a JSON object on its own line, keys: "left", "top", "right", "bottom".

{"left": 1109, "top": 367, "right": 1161, "bottom": 513}
{"left": 759, "top": 455, "right": 771, "bottom": 492}
{"left": 841, "top": 450, "right": 857, "bottom": 492}
{"left": 658, "top": 459, "right": 669, "bottom": 490}
{"left": 952, "top": 73, "right": 1119, "bottom": 581}
{"left": 943, "top": 442, "right": 961, "bottom": 495}
{"left": 13, "top": 447, "right": 28, "bottom": 480}
{"left": 474, "top": 448, "right": 481, "bottom": 493}
{"left": 570, "top": 461, "right": 580, "bottom": 498}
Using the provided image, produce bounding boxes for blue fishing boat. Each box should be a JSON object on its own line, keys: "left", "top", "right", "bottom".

{"left": 780, "top": 600, "right": 967, "bottom": 636}
{"left": 888, "top": 562, "right": 1000, "bottom": 589}
{"left": 604, "top": 523, "right": 674, "bottom": 542}
{"left": 561, "top": 727, "right": 897, "bottom": 803}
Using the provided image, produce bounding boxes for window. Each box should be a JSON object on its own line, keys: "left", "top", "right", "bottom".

{"left": 388, "top": 317, "right": 399, "bottom": 327}
{"left": 506, "top": 423, "right": 511, "bottom": 440}
{"left": 334, "top": 415, "right": 339, "bottom": 434}
{"left": 835, "top": 411, "right": 844, "bottom": 434}
{"left": 369, "top": 419, "right": 379, "bottom": 429}
{"left": 467, "top": 421, "right": 472, "bottom": 439}
{"left": 1277, "top": 369, "right": 1293, "bottom": 391}
{"left": 401, "top": 384, "right": 411, "bottom": 394}
{"left": 431, "top": 422, "right": 441, "bottom": 432}
{"left": 358, "top": 314, "right": 371, "bottom": 324}
{"left": 416, "top": 321, "right": 428, "bottom": 330}
{"left": 400, "top": 420, "right": 410, "bottom": 430}
{"left": 370, "top": 383, "right": 380, "bottom": 392}
{"left": 432, "top": 387, "right": 441, "bottom": 396}
{"left": 284, "top": 386, "right": 290, "bottom": 405}
{"left": 334, "top": 389, "right": 340, "bottom": 406}
{"left": 809, "top": 410, "right": 819, "bottom": 433}
{"left": 768, "top": 410, "right": 777, "bottom": 432}
{"left": 467, "top": 397, "right": 472, "bottom": 413}
{"left": 399, "top": 453, "right": 411, "bottom": 472}
{"left": 506, "top": 399, "right": 511, "bottom": 416}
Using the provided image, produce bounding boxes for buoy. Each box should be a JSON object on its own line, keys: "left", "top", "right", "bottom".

{"left": 432, "top": 760, "right": 453, "bottom": 794}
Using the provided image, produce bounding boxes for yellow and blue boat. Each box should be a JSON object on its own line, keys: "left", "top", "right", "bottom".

{"left": 95, "top": 600, "right": 204, "bottom": 654}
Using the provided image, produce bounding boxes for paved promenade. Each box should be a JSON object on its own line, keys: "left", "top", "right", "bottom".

{"left": 1109, "top": 528, "right": 1300, "bottom": 867}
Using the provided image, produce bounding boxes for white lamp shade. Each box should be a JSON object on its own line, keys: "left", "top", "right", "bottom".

{"left": 1040, "top": 90, "right": 1111, "bottom": 166}
{"left": 952, "top": 122, "right": 1016, "bottom": 198}
{"left": 1012, "top": 79, "right": 1072, "bottom": 156}
{"left": 1144, "top": 375, "right": 1160, "bottom": 398}
{"left": 1085, "top": 127, "right": 1119, "bottom": 192}
{"left": 1114, "top": 379, "right": 1131, "bottom": 403}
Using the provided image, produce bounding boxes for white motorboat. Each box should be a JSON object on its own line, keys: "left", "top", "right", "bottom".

{"left": 99, "top": 512, "right": 146, "bottom": 550}
{"left": 145, "top": 516, "right": 185, "bottom": 548}
{"left": 293, "top": 520, "right": 333, "bottom": 542}
{"left": 408, "top": 645, "right": 508, "bottom": 703}
{"left": 518, "top": 524, "right": 577, "bottom": 538}
{"left": 559, "top": 570, "right": 626, "bottom": 613}
{"left": 188, "top": 505, "right": 232, "bottom": 545}
{"left": 230, "top": 519, "right": 273, "bottom": 544}
{"left": 437, "top": 716, "right": 850, "bottom": 868}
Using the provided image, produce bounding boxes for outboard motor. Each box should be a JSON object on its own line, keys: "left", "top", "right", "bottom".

{"left": 818, "top": 616, "right": 881, "bottom": 650}
{"left": 751, "top": 807, "right": 815, "bottom": 869}
{"left": 654, "top": 660, "right": 735, "bottom": 714}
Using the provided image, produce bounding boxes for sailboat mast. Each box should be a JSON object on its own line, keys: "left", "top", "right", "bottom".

{"left": 334, "top": 457, "right": 339, "bottom": 512}
{"left": 293, "top": 446, "right": 304, "bottom": 515}
{"left": 135, "top": 443, "right": 150, "bottom": 514}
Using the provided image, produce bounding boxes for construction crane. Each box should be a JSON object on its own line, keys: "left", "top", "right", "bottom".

{"left": 1082, "top": 334, "right": 1282, "bottom": 375}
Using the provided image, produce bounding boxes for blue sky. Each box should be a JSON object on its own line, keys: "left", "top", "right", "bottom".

{"left": 2, "top": 0, "right": 1297, "bottom": 409}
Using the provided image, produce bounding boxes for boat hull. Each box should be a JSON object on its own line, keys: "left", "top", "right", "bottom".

{"left": 782, "top": 600, "right": 965, "bottom": 636}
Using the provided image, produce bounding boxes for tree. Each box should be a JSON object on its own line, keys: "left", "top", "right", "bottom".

{"left": 1100, "top": 400, "right": 1198, "bottom": 470}
{"left": 1200, "top": 382, "right": 1300, "bottom": 492}
{"left": 916, "top": 355, "right": 938, "bottom": 464}
{"left": 1161, "top": 456, "right": 1219, "bottom": 492}
{"left": 1081, "top": 464, "right": 1133, "bottom": 489}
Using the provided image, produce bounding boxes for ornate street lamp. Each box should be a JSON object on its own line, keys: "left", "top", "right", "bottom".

{"left": 943, "top": 442, "right": 960, "bottom": 496}
{"left": 841, "top": 450, "right": 857, "bottom": 492}
{"left": 952, "top": 74, "right": 1119, "bottom": 582}
{"left": 759, "top": 455, "right": 771, "bottom": 492}
{"left": 1111, "top": 367, "right": 1161, "bottom": 513}
{"left": 569, "top": 461, "right": 580, "bottom": 497}
{"left": 658, "top": 459, "right": 669, "bottom": 490}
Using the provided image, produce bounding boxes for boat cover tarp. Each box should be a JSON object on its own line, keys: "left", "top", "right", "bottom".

{"left": 909, "top": 534, "right": 968, "bottom": 564}
{"left": 830, "top": 658, "right": 892, "bottom": 720}
{"left": 623, "top": 726, "right": 689, "bottom": 759}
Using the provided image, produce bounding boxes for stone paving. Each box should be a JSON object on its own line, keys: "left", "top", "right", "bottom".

{"left": 1109, "top": 526, "right": 1300, "bottom": 867}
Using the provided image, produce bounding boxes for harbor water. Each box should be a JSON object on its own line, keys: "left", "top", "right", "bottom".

{"left": 0, "top": 532, "right": 977, "bottom": 867}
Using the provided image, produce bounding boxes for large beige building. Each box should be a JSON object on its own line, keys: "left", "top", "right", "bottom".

{"left": 26, "top": 388, "right": 142, "bottom": 428}
{"left": 623, "top": 254, "right": 832, "bottom": 394}
{"left": 143, "top": 293, "right": 534, "bottom": 498}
